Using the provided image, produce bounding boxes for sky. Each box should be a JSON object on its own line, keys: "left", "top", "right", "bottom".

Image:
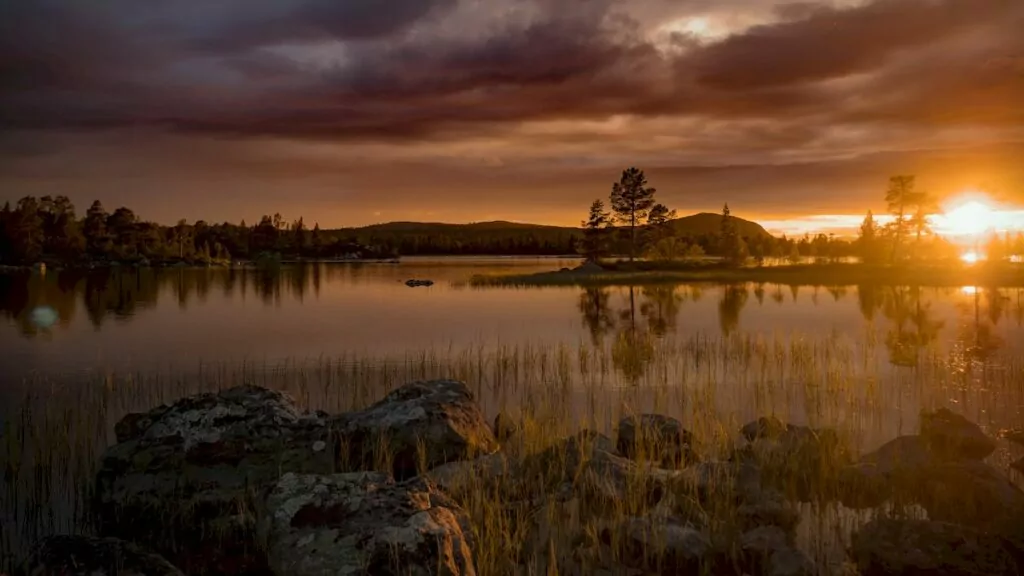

{"left": 1, "top": 0, "right": 1023, "bottom": 234}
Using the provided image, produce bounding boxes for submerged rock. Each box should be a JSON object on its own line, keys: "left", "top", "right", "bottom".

{"left": 21, "top": 535, "right": 184, "bottom": 576}
{"left": 850, "top": 518, "right": 1019, "bottom": 576}
{"left": 405, "top": 279, "right": 435, "bottom": 287}
{"left": 617, "top": 414, "right": 698, "bottom": 468}
{"left": 919, "top": 407, "right": 996, "bottom": 461}
{"left": 334, "top": 379, "right": 498, "bottom": 480}
{"left": 263, "top": 472, "right": 476, "bottom": 576}
{"left": 94, "top": 385, "right": 334, "bottom": 574}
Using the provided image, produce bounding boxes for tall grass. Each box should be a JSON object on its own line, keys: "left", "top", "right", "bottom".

{"left": 2, "top": 334, "right": 1022, "bottom": 573}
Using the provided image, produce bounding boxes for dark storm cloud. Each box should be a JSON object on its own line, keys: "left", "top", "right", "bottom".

{"left": 2, "top": 0, "right": 1022, "bottom": 140}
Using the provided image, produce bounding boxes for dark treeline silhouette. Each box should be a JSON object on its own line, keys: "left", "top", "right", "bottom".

{"left": 0, "top": 196, "right": 403, "bottom": 266}
{"left": 583, "top": 170, "right": 1024, "bottom": 266}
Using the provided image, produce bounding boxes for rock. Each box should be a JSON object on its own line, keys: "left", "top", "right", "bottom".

{"left": 735, "top": 423, "right": 852, "bottom": 502}
{"left": 21, "top": 535, "right": 184, "bottom": 575}
{"left": 738, "top": 527, "right": 814, "bottom": 576}
{"left": 405, "top": 279, "right": 435, "bottom": 287}
{"left": 94, "top": 385, "right": 334, "bottom": 574}
{"left": 768, "top": 547, "right": 816, "bottom": 576}
{"left": 1012, "top": 456, "right": 1024, "bottom": 475}
{"left": 334, "top": 379, "right": 498, "bottom": 480}
{"left": 492, "top": 411, "right": 519, "bottom": 443}
{"left": 919, "top": 408, "right": 996, "bottom": 460}
{"left": 837, "top": 435, "right": 935, "bottom": 509}
{"left": 617, "top": 414, "right": 698, "bottom": 468}
{"left": 1003, "top": 429, "right": 1024, "bottom": 448}
{"left": 850, "top": 518, "right": 1018, "bottom": 576}
{"left": 674, "top": 461, "right": 763, "bottom": 505}
{"left": 520, "top": 431, "right": 667, "bottom": 509}
{"left": 425, "top": 452, "right": 510, "bottom": 497}
{"left": 263, "top": 472, "right": 476, "bottom": 576}
{"left": 736, "top": 488, "right": 801, "bottom": 534}
{"left": 913, "top": 461, "right": 1024, "bottom": 552}
{"left": 573, "top": 260, "right": 604, "bottom": 274}
{"left": 741, "top": 416, "right": 790, "bottom": 442}
{"left": 607, "top": 516, "right": 711, "bottom": 573}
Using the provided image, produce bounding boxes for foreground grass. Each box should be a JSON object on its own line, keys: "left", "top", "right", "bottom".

{"left": 469, "top": 261, "right": 1024, "bottom": 288}
{"left": 2, "top": 335, "right": 1023, "bottom": 573}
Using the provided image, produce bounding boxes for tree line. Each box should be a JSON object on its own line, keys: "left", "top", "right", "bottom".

{"left": 0, "top": 197, "right": 401, "bottom": 266}
{"left": 582, "top": 169, "right": 1024, "bottom": 266}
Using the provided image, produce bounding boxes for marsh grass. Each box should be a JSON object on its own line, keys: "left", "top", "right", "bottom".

{"left": 2, "top": 334, "right": 1023, "bottom": 573}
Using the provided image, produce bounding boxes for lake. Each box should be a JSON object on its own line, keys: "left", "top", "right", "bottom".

{"left": 4, "top": 256, "right": 1024, "bottom": 436}
{"left": 3, "top": 257, "right": 1024, "bottom": 567}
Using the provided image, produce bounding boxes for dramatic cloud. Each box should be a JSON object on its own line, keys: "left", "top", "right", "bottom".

{"left": 1, "top": 0, "right": 1022, "bottom": 228}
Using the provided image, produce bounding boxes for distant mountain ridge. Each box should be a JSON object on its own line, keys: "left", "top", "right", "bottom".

{"left": 341, "top": 213, "right": 773, "bottom": 238}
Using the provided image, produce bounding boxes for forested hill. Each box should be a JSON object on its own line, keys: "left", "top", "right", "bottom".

{"left": 668, "top": 213, "right": 772, "bottom": 239}
{"left": 338, "top": 215, "right": 773, "bottom": 256}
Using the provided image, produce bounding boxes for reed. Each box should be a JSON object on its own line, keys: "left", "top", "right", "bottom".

{"left": 2, "top": 334, "right": 1022, "bottom": 573}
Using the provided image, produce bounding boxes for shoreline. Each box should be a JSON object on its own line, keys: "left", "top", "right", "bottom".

{"left": 469, "top": 261, "right": 1024, "bottom": 287}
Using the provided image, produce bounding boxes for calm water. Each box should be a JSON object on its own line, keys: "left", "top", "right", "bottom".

{"left": 4, "top": 257, "right": 1024, "bottom": 388}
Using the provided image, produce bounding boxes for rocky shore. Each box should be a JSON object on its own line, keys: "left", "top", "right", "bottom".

{"left": 15, "top": 380, "right": 1024, "bottom": 575}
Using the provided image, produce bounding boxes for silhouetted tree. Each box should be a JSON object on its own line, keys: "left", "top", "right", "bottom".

{"left": 84, "top": 201, "right": 111, "bottom": 259}
{"left": 581, "top": 199, "right": 612, "bottom": 261}
{"left": 885, "top": 175, "right": 923, "bottom": 263}
{"left": 858, "top": 210, "right": 881, "bottom": 264}
{"left": 719, "top": 203, "right": 747, "bottom": 266}
{"left": 609, "top": 167, "right": 657, "bottom": 261}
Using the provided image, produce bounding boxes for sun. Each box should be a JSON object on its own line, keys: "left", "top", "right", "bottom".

{"left": 937, "top": 198, "right": 994, "bottom": 237}
{"left": 960, "top": 251, "right": 983, "bottom": 264}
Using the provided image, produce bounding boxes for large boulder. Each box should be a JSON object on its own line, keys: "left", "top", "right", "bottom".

{"left": 334, "top": 379, "right": 497, "bottom": 480}
{"left": 850, "top": 518, "right": 1019, "bottom": 576}
{"left": 617, "top": 414, "right": 698, "bottom": 468}
{"left": 919, "top": 408, "right": 996, "bottom": 461}
{"left": 262, "top": 472, "right": 476, "bottom": 576}
{"left": 20, "top": 535, "right": 184, "bottom": 576}
{"left": 94, "top": 386, "right": 334, "bottom": 574}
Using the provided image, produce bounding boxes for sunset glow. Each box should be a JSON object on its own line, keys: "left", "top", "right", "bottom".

{"left": 961, "top": 251, "right": 983, "bottom": 264}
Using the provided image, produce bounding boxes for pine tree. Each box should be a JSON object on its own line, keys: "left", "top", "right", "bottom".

{"left": 720, "top": 203, "right": 745, "bottom": 266}
{"left": 581, "top": 199, "right": 611, "bottom": 261}
{"left": 885, "top": 175, "right": 925, "bottom": 262}
{"left": 609, "top": 167, "right": 658, "bottom": 261}
{"left": 84, "top": 200, "right": 110, "bottom": 259}
{"left": 858, "top": 210, "right": 880, "bottom": 264}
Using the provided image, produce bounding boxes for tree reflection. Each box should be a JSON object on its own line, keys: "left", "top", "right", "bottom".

{"left": 955, "top": 288, "right": 1004, "bottom": 364}
{"left": 578, "top": 287, "right": 616, "bottom": 346}
{"left": 718, "top": 284, "right": 749, "bottom": 337}
{"left": 882, "top": 286, "right": 944, "bottom": 367}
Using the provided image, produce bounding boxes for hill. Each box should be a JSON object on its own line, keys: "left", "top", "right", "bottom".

{"left": 668, "top": 212, "right": 772, "bottom": 239}
{"left": 331, "top": 214, "right": 774, "bottom": 256}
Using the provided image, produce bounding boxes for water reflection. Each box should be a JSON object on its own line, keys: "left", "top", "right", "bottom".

{"left": 3, "top": 265, "right": 1024, "bottom": 376}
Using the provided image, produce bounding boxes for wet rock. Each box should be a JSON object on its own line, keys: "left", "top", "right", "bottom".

{"left": 919, "top": 407, "right": 996, "bottom": 461}
{"left": 334, "top": 379, "right": 498, "bottom": 480}
{"left": 606, "top": 516, "right": 711, "bottom": 573}
{"left": 94, "top": 386, "right": 334, "bottom": 574}
{"left": 492, "top": 411, "right": 519, "bottom": 443}
{"left": 850, "top": 518, "right": 1019, "bottom": 576}
{"left": 617, "top": 414, "right": 698, "bottom": 468}
{"left": 21, "top": 535, "right": 184, "bottom": 576}
{"left": 263, "top": 472, "right": 476, "bottom": 576}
